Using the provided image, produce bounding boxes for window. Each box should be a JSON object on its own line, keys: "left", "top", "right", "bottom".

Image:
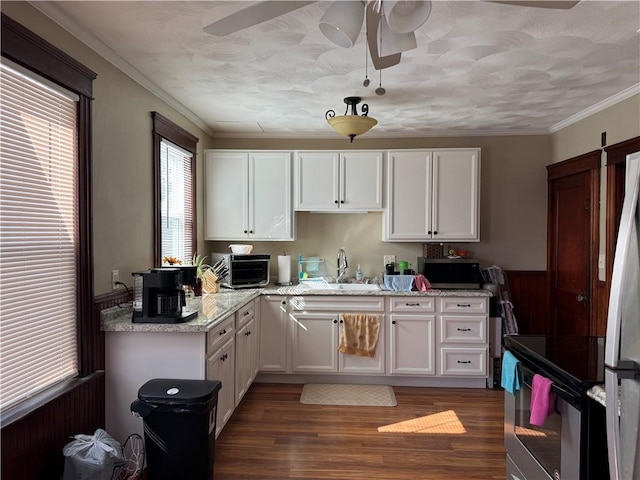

{"left": 0, "top": 61, "right": 79, "bottom": 411}
{"left": 152, "top": 112, "right": 198, "bottom": 266}
{"left": 160, "top": 139, "right": 194, "bottom": 262}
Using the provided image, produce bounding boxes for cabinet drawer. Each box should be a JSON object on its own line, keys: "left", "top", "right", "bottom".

{"left": 439, "top": 347, "right": 487, "bottom": 376}
{"left": 388, "top": 297, "right": 435, "bottom": 313}
{"left": 440, "top": 316, "right": 486, "bottom": 344}
{"left": 439, "top": 297, "right": 487, "bottom": 314}
{"left": 290, "top": 296, "right": 384, "bottom": 312}
{"left": 207, "top": 316, "right": 235, "bottom": 355}
{"left": 236, "top": 301, "right": 255, "bottom": 328}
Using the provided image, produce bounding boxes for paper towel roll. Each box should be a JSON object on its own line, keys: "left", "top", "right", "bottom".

{"left": 277, "top": 255, "right": 291, "bottom": 284}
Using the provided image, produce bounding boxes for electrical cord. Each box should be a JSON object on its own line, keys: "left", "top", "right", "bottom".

{"left": 115, "top": 281, "right": 132, "bottom": 308}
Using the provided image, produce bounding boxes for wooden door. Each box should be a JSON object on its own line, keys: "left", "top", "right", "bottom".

{"left": 547, "top": 151, "right": 600, "bottom": 336}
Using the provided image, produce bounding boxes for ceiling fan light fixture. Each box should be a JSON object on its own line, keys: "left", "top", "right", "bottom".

{"left": 378, "top": 18, "right": 417, "bottom": 56}
{"left": 325, "top": 96, "right": 377, "bottom": 142}
{"left": 319, "top": 0, "right": 365, "bottom": 48}
{"left": 384, "top": 0, "right": 432, "bottom": 33}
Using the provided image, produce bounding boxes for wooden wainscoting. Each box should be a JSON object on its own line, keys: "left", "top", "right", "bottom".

{"left": 0, "top": 289, "right": 130, "bottom": 480}
{"left": 504, "top": 270, "right": 549, "bottom": 335}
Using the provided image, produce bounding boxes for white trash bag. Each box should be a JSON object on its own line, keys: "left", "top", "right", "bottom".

{"left": 62, "top": 428, "right": 125, "bottom": 480}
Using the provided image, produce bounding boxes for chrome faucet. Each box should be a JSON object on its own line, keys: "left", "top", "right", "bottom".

{"left": 336, "top": 248, "right": 349, "bottom": 283}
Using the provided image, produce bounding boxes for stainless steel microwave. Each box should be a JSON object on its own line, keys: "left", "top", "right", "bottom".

{"left": 417, "top": 257, "right": 482, "bottom": 289}
{"left": 211, "top": 253, "right": 270, "bottom": 289}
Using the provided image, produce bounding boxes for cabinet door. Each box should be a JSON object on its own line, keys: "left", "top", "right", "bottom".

{"left": 431, "top": 149, "right": 480, "bottom": 241}
{"left": 339, "top": 317, "right": 385, "bottom": 374}
{"left": 384, "top": 150, "right": 432, "bottom": 240}
{"left": 234, "top": 319, "right": 251, "bottom": 405}
{"left": 389, "top": 314, "right": 435, "bottom": 375}
{"left": 340, "top": 151, "right": 383, "bottom": 210}
{"left": 250, "top": 152, "right": 294, "bottom": 240}
{"left": 294, "top": 151, "right": 339, "bottom": 210}
{"left": 204, "top": 151, "right": 249, "bottom": 240}
{"left": 259, "top": 296, "right": 289, "bottom": 372}
{"left": 206, "top": 337, "right": 235, "bottom": 437}
{"left": 291, "top": 313, "right": 338, "bottom": 373}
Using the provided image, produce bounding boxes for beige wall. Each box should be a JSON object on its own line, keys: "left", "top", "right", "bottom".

{"left": 1, "top": 2, "right": 215, "bottom": 295}
{"left": 207, "top": 135, "right": 552, "bottom": 278}
{"left": 550, "top": 94, "right": 640, "bottom": 164}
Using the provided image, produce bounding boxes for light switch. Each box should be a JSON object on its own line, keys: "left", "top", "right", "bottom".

{"left": 598, "top": 254, "right": 605, "bottom": 269}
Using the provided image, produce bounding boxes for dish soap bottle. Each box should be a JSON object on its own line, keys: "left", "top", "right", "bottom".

{"left": 355, "top": 264, "right": 364, "bottom": 283}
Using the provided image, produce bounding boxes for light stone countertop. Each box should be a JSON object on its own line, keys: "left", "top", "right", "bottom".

{"left": 101, "top": 283, "right": 492, "bottom": 333}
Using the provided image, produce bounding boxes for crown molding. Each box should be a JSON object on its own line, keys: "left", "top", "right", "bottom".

{"left": 29, "top": 1, "right": 215, "bottom": 138}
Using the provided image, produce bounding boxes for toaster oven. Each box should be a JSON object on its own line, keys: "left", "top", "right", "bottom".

{"left": 211, "top": 253, "right": 270, "bottom": 289}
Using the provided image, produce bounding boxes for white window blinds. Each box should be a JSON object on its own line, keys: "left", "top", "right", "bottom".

{"left": 0, "top": 62, "right": 79, "bottom": 412}
{"left": 160, "top": 139, "right": 194, "bottom": 263}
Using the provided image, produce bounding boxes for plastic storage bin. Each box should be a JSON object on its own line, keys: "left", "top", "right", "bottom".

{"left": 131, "top": 378, "right": 221, "bottom": 480}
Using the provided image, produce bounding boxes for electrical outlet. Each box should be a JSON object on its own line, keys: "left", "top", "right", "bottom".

{"left": 383, "top": 255, "right": 396, "bottom": 266}
{"left": 111, "top": 270, "right": 119, "bottom": 290}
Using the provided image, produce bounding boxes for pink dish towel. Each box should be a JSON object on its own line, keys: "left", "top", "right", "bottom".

{"left": 414, "top": 274, "right": 431, "bottom": 291}
{"left": 530, "top": 374, "right": 556, "bottom": 427}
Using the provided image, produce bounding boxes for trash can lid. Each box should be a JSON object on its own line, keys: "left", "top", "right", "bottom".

{"left": 138, "top": 378, "right": 221, "bottom": 405}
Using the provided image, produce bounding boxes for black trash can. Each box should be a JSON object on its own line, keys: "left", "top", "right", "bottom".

{"left": 131, "top": 378, "right": 221, "bottom": 480}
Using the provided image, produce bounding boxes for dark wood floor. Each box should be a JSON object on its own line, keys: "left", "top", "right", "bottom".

{"left": 213, "top": 383, "right": 506, "bottom": 479}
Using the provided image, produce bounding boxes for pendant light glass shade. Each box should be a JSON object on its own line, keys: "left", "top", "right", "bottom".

{"left": 383, "top": 0, "right": 432, "bottom": 33}
{"left": 326, "top": 97, "right": 377, "bottom": 142}
{"left": 319, "top": 0, "right": 365, "bottom": 48}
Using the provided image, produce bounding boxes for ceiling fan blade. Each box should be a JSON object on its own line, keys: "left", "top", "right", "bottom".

{"left": 366, "top": 2, "right": 401, "bottom": 70}
{"left": 487, "top": 1, "right": 579, "bottom": 9}
{"left": 203, "top": 1, "right": 316, "bottom": 36}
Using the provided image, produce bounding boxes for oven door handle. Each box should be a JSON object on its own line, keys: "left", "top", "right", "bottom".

{"left": 517, "top": 363, "right": 581, "bottom": 406}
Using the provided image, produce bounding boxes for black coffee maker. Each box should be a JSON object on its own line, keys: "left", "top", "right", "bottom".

{"left": 132, "top": 268, "right": 198, "bottom": 324}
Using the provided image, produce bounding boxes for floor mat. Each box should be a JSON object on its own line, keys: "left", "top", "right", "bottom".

{"left": 300, "top": 384, "right": 397, "bottom": 407}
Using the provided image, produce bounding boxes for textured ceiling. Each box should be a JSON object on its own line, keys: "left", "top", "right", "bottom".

{"left": 33, "top": 1, "right": 640, "bottom": 139}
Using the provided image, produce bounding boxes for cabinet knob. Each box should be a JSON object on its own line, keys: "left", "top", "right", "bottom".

{"left": 427, "top": 230, "right": 432, "bottom": 234}
{"left": 457, "top": 328, "right": 472, "bottom": 332}
{"left": 340, "top": 200, "right": 344, "bottom": 204}
{"left": 333, "top": 319, "right": 338, "bottom": 324}
{"left": 392, "top": 320, "right": 396, "bottom": 325}
{"left": 433, "top": 231, "right": 438, "bottom": 235}
{"left": 281, "top": 300, "right": 286, "bottom": 305}
{"left": 243, "top": 230, "right": 248, "bottom": 234}
{"left": 249, "top": 230, "right": 254, "bottom": 234}
{"left": 339, "top": 319, "right": 343, "bottom": 324}
{"left": 334, "top": 200, "right": 338, "bottom": 204}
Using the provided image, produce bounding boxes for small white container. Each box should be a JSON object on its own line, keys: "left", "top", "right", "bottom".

{"left": 229, "top": 244, "right": 253, "bottom": 254}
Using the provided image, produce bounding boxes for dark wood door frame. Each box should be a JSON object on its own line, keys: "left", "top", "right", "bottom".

{"left": 547, "top": 150, "right": 601, "bottom": 336}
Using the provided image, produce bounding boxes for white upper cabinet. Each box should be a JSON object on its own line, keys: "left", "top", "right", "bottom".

{"left": 384, "top": 148, "right": 480, "bottom": 242}
{"left": 205, "top": 150, "right": 294, "bottom": 240}
{"left": 294, "top": 151, "right": 383, "bottom": 211}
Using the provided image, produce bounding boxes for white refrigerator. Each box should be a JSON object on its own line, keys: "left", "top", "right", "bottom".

{"left": 605, "top": 151, "right": 640, "bottom": 480}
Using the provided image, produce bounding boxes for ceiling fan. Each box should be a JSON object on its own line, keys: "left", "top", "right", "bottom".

{"left": 203, "top": 1, "right": 580, "bottom": 70}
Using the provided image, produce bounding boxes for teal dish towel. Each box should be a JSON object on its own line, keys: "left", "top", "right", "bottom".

{"left": 501, "top": 351, "right": 521, "bottom": 395}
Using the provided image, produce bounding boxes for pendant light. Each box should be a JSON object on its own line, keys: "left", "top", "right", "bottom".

{"left": 325, "top": 97, "right": 377, "bottom": 142}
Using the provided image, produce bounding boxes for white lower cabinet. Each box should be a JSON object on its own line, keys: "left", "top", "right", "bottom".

{"left": 205, "top": 315, "right": 235, "bottom": 437}
{"left": 235, "top": 300, "right": 259, "bottom": 406}
{"left": 259, "top": 295, "right": 289, "bottom": 372}
{"left": 437, "top": 297, "right": 488, "bottom": 377}
{"left": 388, "top": 298, "right": 436, "bottom": 375}
{"left": 289, "top": 296, "right": 385, "bottom": 374}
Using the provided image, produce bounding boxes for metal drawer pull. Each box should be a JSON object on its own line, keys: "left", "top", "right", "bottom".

{"left": 457, "top": 303, "right": 471, "bottom": 307}
{"left": 457, "top": 360, "right": 472, "bottom": 364}
{"left": 219, "top": 329, "right": 227, "bottom": 336}
{"left": 457, "top": 328, "right": 472, "bottom": 332}
{"left": 405, "top": 302, "right": 420, "bottom": 306}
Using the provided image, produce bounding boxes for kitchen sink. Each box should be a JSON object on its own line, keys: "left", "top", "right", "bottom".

{"left": 323, "top": 283, "right": 381, "bottom": 291}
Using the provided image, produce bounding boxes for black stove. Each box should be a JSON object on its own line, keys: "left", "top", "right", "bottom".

{"left": 504, "top": 334, "right": 606, "bottom": 401}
